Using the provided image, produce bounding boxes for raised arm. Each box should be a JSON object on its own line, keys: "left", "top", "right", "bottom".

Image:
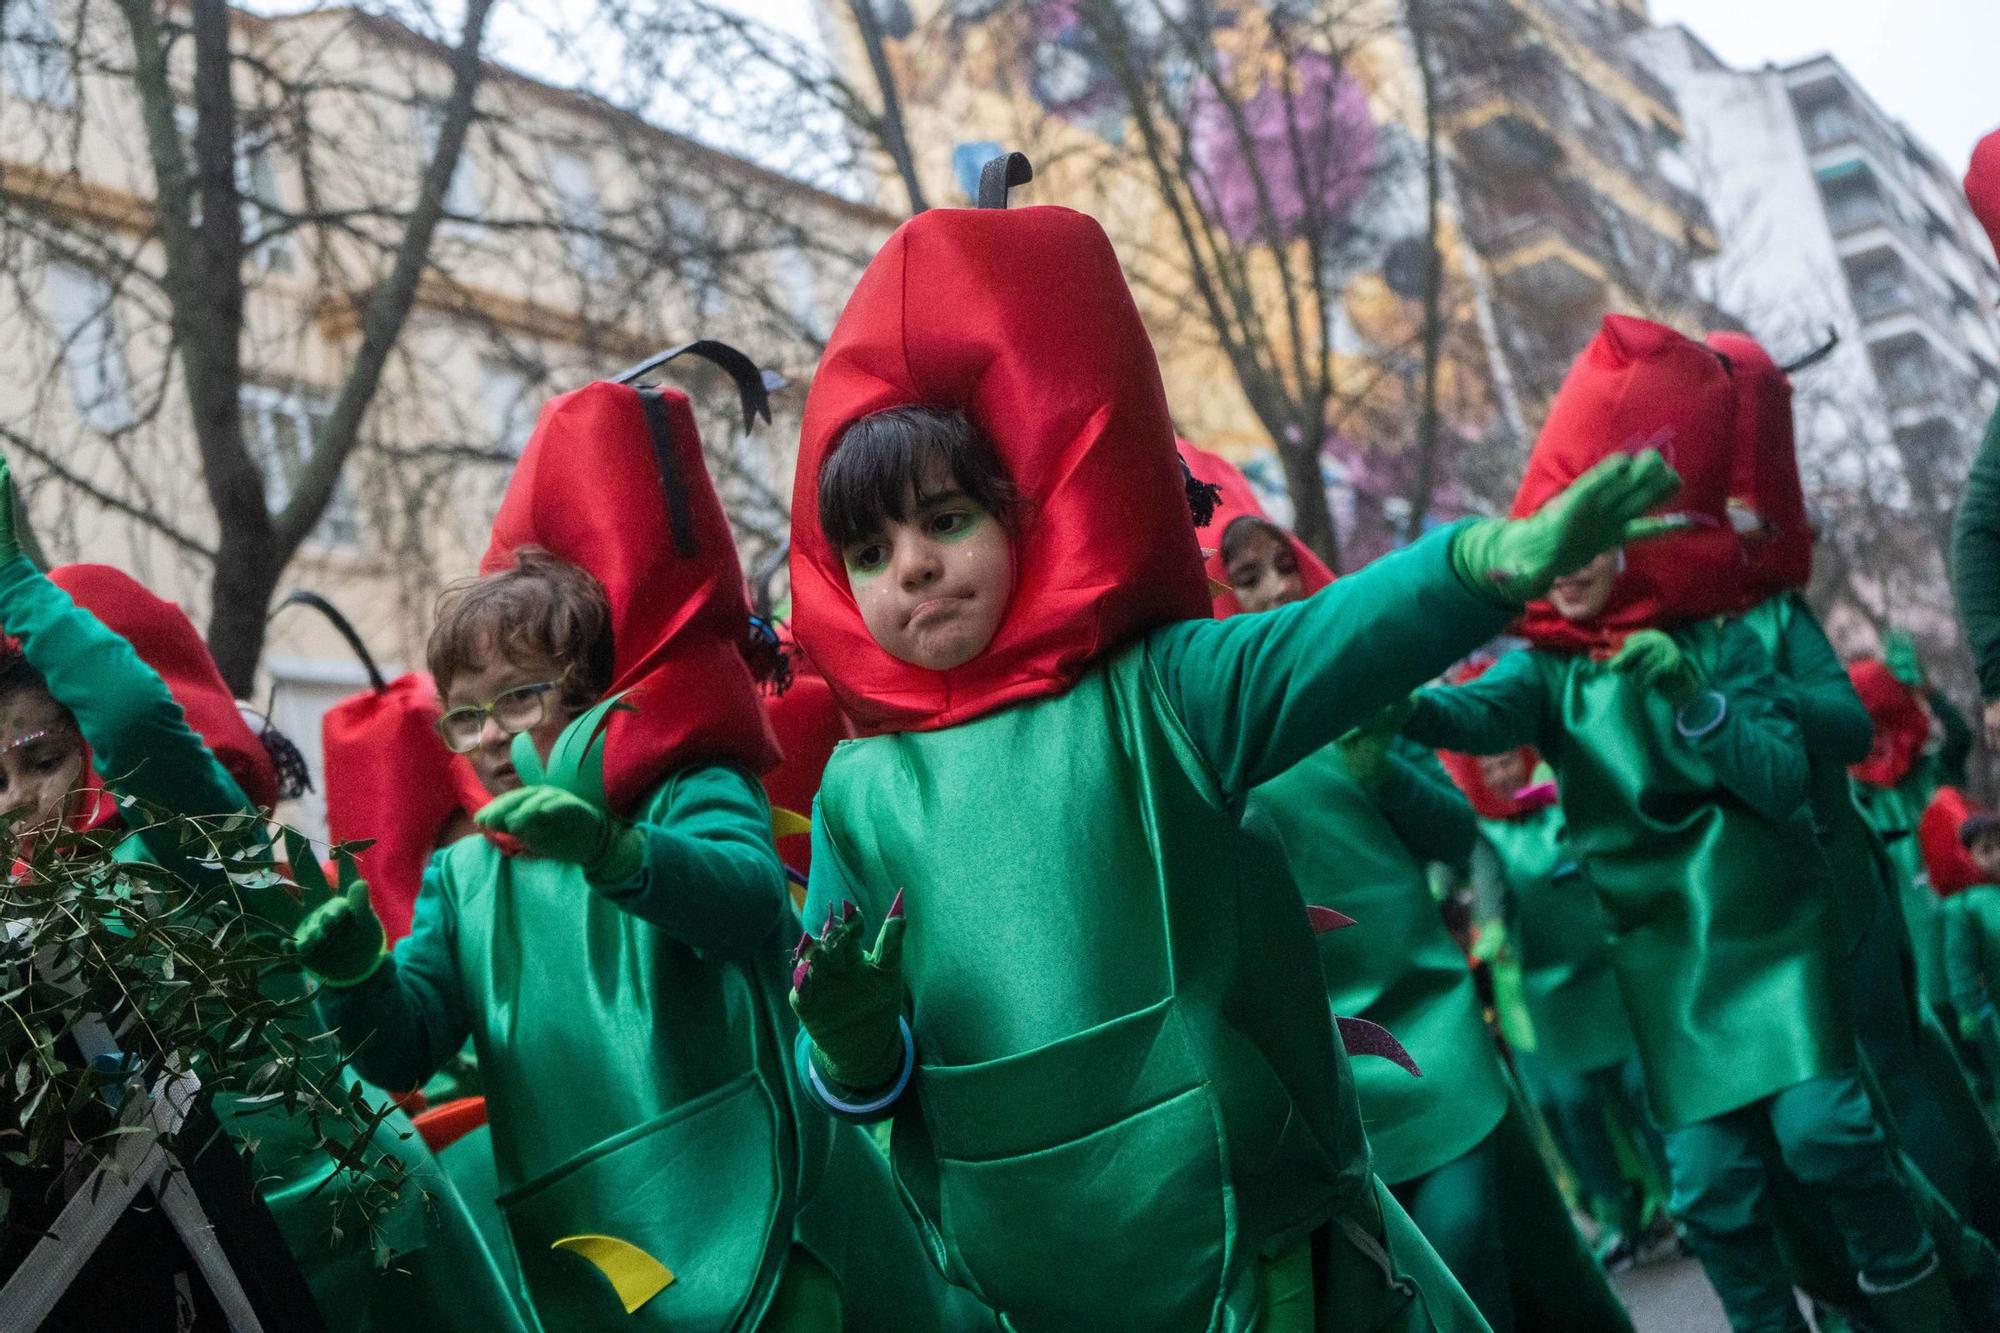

{"left": 1376, "top": 741, "right": 1479, "bottom": 872}
{"left": 1150, "top": 523, "right": 1514, "bottom": 796}
{"left": 307, "top": 863, "right": 471, "bottom": 1093}
{"left": 1402, "top": 649, "right": 1551, "bottom": 759}
{"left": 1768, "top": 597, "right": 1872, "bottom": 765}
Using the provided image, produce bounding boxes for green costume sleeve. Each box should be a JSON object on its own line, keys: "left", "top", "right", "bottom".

{"left": 1148, "top": 522, "right": 1513, "bottom": 796}
{"left": 585, "top": 764, "right": 787, "bottom": 960}
{"left": 1926, "top": 686, "right": 1973, "bottom": 788}
{"left": 1952, "top": 401, "right": 2000, "bottom": 700}
{"left": 0, "top": 556, "right": 254, "bottom": 887}
{"left": 1402, "top": 648, "right": 1551, "bottom": 756}
{"left": 1772, "top": 599, "right": 1872, "bottom": 765}
{"left": 312, "top": 858, "right": 472, "bottom": 1092}
{"left": 1945, "top": 897, "right": 1988, "bottom": 1020}
{"left": 1376, "top": 742, "right": 1478, "bottom": 872}
{"left": 1679, "top": 621, "right": 1810, "bottom": 827}
{"left": 795, "top": 804, "right": 908, "bottom": 1123}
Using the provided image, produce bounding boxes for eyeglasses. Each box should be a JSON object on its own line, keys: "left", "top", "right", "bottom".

{"left": 437, "top": 680, "right": 563, "bottom": 754}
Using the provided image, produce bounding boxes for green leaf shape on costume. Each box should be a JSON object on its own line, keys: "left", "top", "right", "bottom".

{"left": 509, "top": 693, "right": 634, "bottom": 811}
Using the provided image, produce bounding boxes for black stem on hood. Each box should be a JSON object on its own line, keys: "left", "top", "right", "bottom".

{"left": 271, "top": 590, "right": 388, "bottom": 692}
{"left": 612, "top": 339, "right": 782, "bottom": 433}
{"left": 977, "top": 152, "right": 1034, "bottom": 209}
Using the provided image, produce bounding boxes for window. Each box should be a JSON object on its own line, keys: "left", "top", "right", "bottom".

{"left": 480, "top": 360, "right": 541, "bottom": 455}
{"left": 38, "top": 262, "right": 135, "bottom": 433}
{"left": 1558, "top": 77, "right": 1597, "bottom": 131}
{"left": 419, "top": 102, "right": 485, "bottom": 221}
{"left": 549, "top": 149, "right": 610, "bottom": 279}
{"left": 173, "top": 105, "right": 293, "bottom": 269}
{"left": 952, "top": 141, "right": 1004, "bottom": 202}
{"left": 774, "top": 246, "right": 821, "bottom": 339}
{"left": 1802, "top": 101, "right": 1856, "bottom": 150}
{"left": 3, "top": 0, "right": 73, "bottom": 108}
{"left": 666, "top": 195, "right": 720, "bottom": 317}
{"left": 241, "top": 385, "right": 359, "bottom": 547}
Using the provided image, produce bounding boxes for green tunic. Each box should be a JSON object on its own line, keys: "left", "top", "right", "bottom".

{"left": 1477, "top": 804, "right": 1633, "bottom": 1077}
{"left": 804, "top": 527, "right": 1512, "bottom": 1332}
{"left": 1247, "top": 743, "right": 1510, "bottom": 1186}
{"left": 318, "top": 765, "right": 975, "bottom": 1332}
{"left": 1855, "top": 775, "right": 1949, "bottom": 1013}
{"left": 1951, "top": 400, "right": 2000, "bottom": 701}
{"left": 1406, "top": 619, "right": 1853, "bottom": 1130}
{"left": 0, "top": 555, "right": 526, "bottom": 1333}
{"left": 1945, "top": 885, "right": 2000, "bottom": 1023}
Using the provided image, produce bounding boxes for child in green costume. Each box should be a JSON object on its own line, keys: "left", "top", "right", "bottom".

{"left": 1221, "top": 514, "right": 1626, "bottom": 1332}
{"left": 1946, "top": 814, "right": 2000, "bottom": 1079}
{"left": 296, "top": 381, "right": 990, "bottom": 1332}
{"left": 0, "top": 462, "right": 527, "bottom": 1333}
{"left": 1444, "top": 740, "right": 1664, "bottom": 1269}
{"left": 782, "top": 182, "right": 1676, "bottom": 1332}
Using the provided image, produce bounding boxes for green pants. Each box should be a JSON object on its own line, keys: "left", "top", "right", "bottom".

{"left": 1391, "top": 1097, "right": 1631, "bottom": 1333}
{"left": 1665, "top": 1073, "right": 1935, "bottom": 1333}
{"left": 1522, "top": 1052, "right": 1663, "bottom": 1243}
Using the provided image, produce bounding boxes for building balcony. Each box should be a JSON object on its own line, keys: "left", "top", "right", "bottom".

{"left": 1477, "top": 214, "right": 1609, "bottom": 310}
{"left": 1450, "top": 100, "right": 1563, "bottom": 177}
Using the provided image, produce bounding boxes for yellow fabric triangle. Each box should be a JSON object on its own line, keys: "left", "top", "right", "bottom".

{"left": 1207, "top": 576, "right": 1232, "bottom": 598}
{"left": 771, "top": 806, "right": 813, "bottom": 839}
{"left": 551, "top": 1234, "right": 675, "bottom": 1314}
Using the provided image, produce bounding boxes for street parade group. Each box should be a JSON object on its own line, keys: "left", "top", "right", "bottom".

{"left": 10, "top": 129, "right": 2000, "bottom": 1333}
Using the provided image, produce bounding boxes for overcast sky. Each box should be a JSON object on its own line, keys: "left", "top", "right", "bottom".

{"left": 1648, "top": 0, "right": 1996, "bottom": 173}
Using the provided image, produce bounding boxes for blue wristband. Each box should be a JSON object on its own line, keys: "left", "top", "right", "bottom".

{"left": 1675, "top": 690, "right": 1727, "bottom": 739}
{"left": 805, "top": 1017, "right": 914, "bottom": 1115}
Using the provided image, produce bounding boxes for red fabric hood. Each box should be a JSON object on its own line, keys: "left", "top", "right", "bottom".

{"left": 322, "top": 672, "right": 490, "bottom": 941}
{"left": 1707, "top": 332, "right": 1812, "bottom": 600}
{"left": 789, "top": 205, "right": 1211, "bottom": 733}
{"left": 1512, "top": 315, "right": 1746, "bottom": 654}
{"left": 1176, "top": 438, "right": 1333, "bottom": 617}
{"left": 1849, "top": 657, "right": 1929, "bottom": 789}
{"left": 1436, "top": 657, "right": 1548, "bottom": 820}
{"left": 49, "top": 564, "right": 277, "bottom": 813}
{"left": 1968, "top": 127, "right": 2000, "bottom": 263}
{"left": 760, "top": 641, "right": 853, "bottom": 876}
{"left": 1919, "top": 786, "right": 1987, "bottom": 898}
{"left": 483, "top": 381, "right": 779, "bottom": 813}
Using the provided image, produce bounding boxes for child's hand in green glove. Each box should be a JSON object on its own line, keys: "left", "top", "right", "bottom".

{"left": 475, "top": 785, "right": 643, "bottom": 883}
{"left": 293, "top": 881, "right": 386, "bottom": 987}
{"left": 1337, "top": 697, "right": 1417, "bottom": 791}
{"left": 1611, "top": 629, "right": 1703, "bottom": 709}
{"left": 1453, "top": 452, "right": 1683, "bottom": 603}
{"left": 1884, "top": 631, "right": 1924, "bottom": 689}
{"left": 791, "top": 894, "right": 907, "bottom": 1092}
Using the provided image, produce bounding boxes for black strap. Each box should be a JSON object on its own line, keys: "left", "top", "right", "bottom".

{"left": 638, "top": 388, "right": 700, "bottom": 558}
{"left": 977, "top": 152, "right": 1034, "bottom": 209}
{"left": 270, "top": 590, "right": 387, "bottom": 691}
{"left": 1780, "top": 329, "right": 1841, "bottom": 375}
{"left": 611, "top": 339, "right": 777, "bottom": 433}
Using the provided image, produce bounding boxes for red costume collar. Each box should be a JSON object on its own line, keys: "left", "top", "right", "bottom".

{"left": 1919, "top": 786, "right": 1987, "bottom": 898}
{"left": 483, "top": 381, "right": 778, "bottom": 813}
{"left": 1849, "top": 658, "right": 1929, "bottom": 789}
{"left": 789, "top": 205, "right": 1211, "bottom": 733}
{"left": 48, "top": 564, "right": 277, "bottom": 819}
{"left": 1707, "top": 332, "right": 1812, "bottom": 601}
{"left": 1512, "top": 315, "right": 1746, "bottom": 655}
{"left": 1176, "top": 438, "right": 1333, "bottom": 617}
{"left": 321, "top": 672, "right": 493, "bottom": 940}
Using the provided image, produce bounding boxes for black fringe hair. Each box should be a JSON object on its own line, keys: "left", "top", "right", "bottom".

{"left": 817, "top": 406, "right": 1019, "bottom": 550}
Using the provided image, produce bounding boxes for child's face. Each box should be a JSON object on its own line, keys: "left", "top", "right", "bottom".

{"left": 443, "top": 637, "right": 581, "bottom": 797}
{"left": 0, "top": 685, "right": 85, "bottom": 836}
{"left": 1548, "top": 549, "right": 1620, "bottom": 623}
{"left": 1478, "top": 749, "right": 1530, "bottom": 798}
{"left": 1226, "top": 528, "right": 1305, "bottom": 613}
{"left": 840, "top": 459, "right": 1012, "bottom": 672}
{"left": 1972, "top": 832, "right": 2000, "bottom": 882}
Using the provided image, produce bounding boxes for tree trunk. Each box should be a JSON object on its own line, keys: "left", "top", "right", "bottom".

{"left": 1405, "top": 0, "right": 1446, "bottom": 530}
{"left": 844, "top": 0, "right": 927, "bottom": 214}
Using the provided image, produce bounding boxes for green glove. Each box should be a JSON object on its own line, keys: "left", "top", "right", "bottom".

{"left": 292, "top": 880, "right": 387, "bottom": 987}
{"left": 0, "top": 455, "right": 22, "bottom": 566}
{"left": 1884, "top": 631, "right": 1925, "bottom": 689}
{"left": 791, "top": 894, "right": 907, "bottom": 1092}
{"left": 1452, "top": 452, "right": 1683, "bottom": 603}
{"left": 1338, "top": 697, "right": 1416, "bottom": 791}
{"left": 1961, "top": 1011, "right": 1987, "bottom": 1044}
{"left": 475, "top": 784, "right": 644, "bottom": 883}
{"left": 1611, "top": 629, "right": 1703, "bottom": 709}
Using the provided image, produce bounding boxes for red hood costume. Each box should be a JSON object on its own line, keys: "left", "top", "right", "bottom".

{"left": 1967, "top": 127, "right": 2000, "bottom": 263}
{"left": 1919, "top": 787, "right": 1987, "bottom": 898}
{"left": 322, "top": 672, "right": 491, "bottom": 940}
{"left": 789, "top": 204, "right": 1211, "bottom": 734}
{"left": 1849, "top": 657, "right": 1931, "bottom": 789}
{"left": 1175, "top": 437, "right": 1334, "bottom": 618}
{"left": 1706, "top": 332, "right": 1813, "bottom": 602}
{"left": 48, "top": 564, "right": 277, "bottom": 824}
{"left": 759, "top": 637, "right": 853, "bottom": 877}
{"left": 1436, "top": 659, "right": 1553, "bottom": 820}
{"left": 1512, "top": 314, "right": 1746, "bottom": 655}
{"left": 483, "top": 380, "right": 779, "bottom": 815}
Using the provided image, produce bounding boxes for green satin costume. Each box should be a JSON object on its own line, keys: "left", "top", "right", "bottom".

{"left": 1855, "top": 773, "right": 1951, "bottom": 1016}
{"left": 316, "top": 763, "right": 987, "bottom": 1332}
{"left": 1946, "top": 885, "right": 2000, "bottom": 1053}
{"left": 801, "top": 527, "right": 1504, "bottom": 1333}
{"left": 1405, "top": 617, "right": 1853, "bottom": 1130}
{"left": 0, "top": 555, "right": 527, "bottom": 1333}
{"left": 1474, "top": 804, "right": 1633, "bottom": 1078}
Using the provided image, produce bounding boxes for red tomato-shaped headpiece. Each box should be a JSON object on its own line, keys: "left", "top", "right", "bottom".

{"left": 1176, "top": 438, "right": 1333, "bottom": 618}
{"left": 1707, "top": 332, "right": 1812, "bottom": 600}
